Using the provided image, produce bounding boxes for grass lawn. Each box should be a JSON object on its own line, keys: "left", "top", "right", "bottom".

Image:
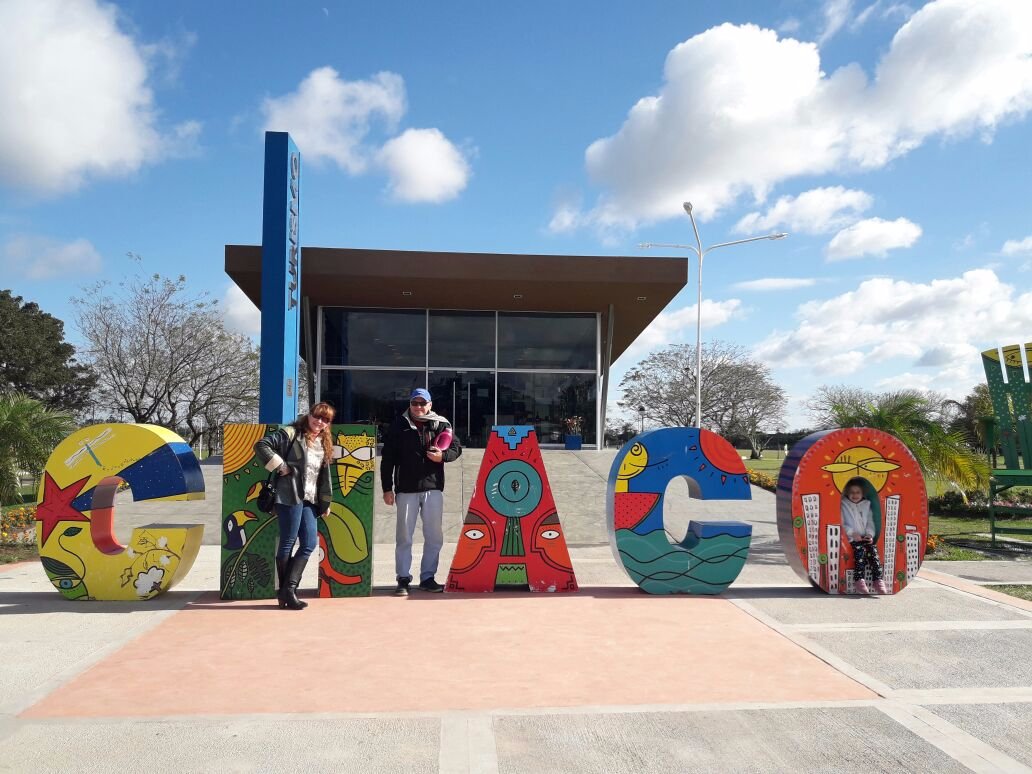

{"left": 993, "top": 585, "right": 1032, "bottom": 602}
{"left": 926, "top": 514, "right": 1032, "bottom": 560}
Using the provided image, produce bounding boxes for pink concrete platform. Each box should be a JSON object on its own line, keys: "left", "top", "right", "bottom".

{"left": 23, "top": 589, "right": 874, "bottom": 718}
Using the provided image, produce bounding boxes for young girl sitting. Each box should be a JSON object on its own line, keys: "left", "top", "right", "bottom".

{"left": 841, "top": 478, "right": 889, "bottom": 595}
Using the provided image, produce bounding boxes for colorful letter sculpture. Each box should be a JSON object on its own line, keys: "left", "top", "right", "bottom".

{"left": 220, "top": 423, "right": 375, "bottom": 599}
{"left": 447, "top": 426, "right": 577, "bottom": 592}
{"left": 776, "top": 428, "right": 928, "bottom": 595}
{"left": 607, "top": 428, "right": 753, "bottom": 595}
{"left": 34, "top": 424, "right": 205, "bottom": 601}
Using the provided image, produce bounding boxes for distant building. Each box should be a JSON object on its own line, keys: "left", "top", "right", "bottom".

{"left": 226, "top": 245, "right": 686, "bottom": 448}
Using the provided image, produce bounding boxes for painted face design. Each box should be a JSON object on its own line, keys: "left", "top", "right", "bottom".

{"left": 450, "top": 510, "right": 495, "bottom": 573}
{"left": 531, "top": 511, "right": 574, "bottom": 572}
{"left": 334, "top": 433, "right": 375, "bottom": 496}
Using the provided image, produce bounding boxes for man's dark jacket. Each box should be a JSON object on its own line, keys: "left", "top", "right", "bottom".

{"left": 380, "top": 411, "right": 462, "bottom": 494}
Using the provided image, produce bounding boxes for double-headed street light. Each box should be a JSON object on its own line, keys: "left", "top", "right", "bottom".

{"left": 641, "top": 201, "right": 787, "bottom": 429}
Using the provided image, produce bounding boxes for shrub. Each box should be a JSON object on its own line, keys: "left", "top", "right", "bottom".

{"left": 0, "top": 504, "right": 37, "bottom": 546}
{"left": 748, "top": 470, "right": 777, "bottom": 493}
{"left": 928, "top": 488, "right": 1032, "bottom": 517}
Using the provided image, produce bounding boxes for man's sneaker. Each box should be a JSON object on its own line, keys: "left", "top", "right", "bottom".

{"left": 394, "top": 577, "right": 411, "bottom": 597}
{"left": 418, "top": 577, "right": 444, "bottom": 593}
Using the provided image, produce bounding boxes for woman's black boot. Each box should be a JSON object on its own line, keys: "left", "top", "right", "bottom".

{"left": 275, "top": 557, "right": 289, "bottom": 607}
{"left": 282, "top": 555, "right": 309, "bottom": 610}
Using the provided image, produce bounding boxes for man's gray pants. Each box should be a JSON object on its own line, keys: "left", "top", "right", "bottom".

{"left": 395, "top": 490, "right": 445, "bottom": 582}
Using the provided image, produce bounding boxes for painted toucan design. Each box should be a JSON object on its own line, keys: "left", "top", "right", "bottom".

{"left": 223, "top": 510, "right": 257, "bottom": 550}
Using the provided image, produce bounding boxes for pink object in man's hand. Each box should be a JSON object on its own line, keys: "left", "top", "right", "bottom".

{"left": 434, "top": 429, "right": 453, "bottom": 450}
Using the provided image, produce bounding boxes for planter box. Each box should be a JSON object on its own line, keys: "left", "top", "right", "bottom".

{"left": 564, "top": 435, "right": 583, "bottom": 450}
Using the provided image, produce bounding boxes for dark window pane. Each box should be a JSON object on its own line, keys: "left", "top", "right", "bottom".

{"left": 319, "top": 369, "right": 424, "bottom": 442}
{"left": 427, "top": 370, "right": 495, "bottom": 449}
{"left": 497, "top": 372, "right": 596, "bottom": 444}
{"left": 323, "top": 309, "right": 426, "bottom": 367}
{"left": 429, "top": 311, "right": 495, "bottom": 368}
{"left": 497, "top": 313, "right": 596, "bottom": 370}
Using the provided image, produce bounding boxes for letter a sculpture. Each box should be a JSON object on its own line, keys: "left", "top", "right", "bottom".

{"left": 447, "top": 426, "right": 577, "bottom": 592}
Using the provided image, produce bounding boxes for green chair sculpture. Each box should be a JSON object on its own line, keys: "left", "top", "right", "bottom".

{"left": 981, "top": 342, "right": 1032, "bottom": 546}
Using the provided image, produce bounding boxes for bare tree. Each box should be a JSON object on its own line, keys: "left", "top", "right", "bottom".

{"left": 74, "top": 273, "right": 259, "bottom": 444}
{"left": 710, "top": 360, "right": 788, "bottom": 458}
{"left": 618, "top": 341, "right": 787, "bottom": 455}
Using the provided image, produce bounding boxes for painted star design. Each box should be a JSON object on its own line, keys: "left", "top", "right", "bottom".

{"left": 35, "top": 472, "right": 91, "bottom": 546}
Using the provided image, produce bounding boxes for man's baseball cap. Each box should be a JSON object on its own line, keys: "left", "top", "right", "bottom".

{"left": 410, "top": 388, "right": 432, "bottom": 403}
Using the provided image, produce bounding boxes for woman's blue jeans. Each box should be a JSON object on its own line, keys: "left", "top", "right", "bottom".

{"left": 276, "top": 501, "right": 318, "bottom": 560}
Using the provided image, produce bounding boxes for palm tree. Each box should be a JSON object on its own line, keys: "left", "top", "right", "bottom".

{"left": 0, "top": 393, "right": 76, "bottom": 507}
{"left": 810, "top": 386, "right": 990, "bottom": 494}
{"left": 942, "top": 384, "right": 994, "bottom": 447}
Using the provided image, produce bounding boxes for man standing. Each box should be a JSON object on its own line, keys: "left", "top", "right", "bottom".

{"left": 381, "top": 388, "right": 462, "bottom": 595}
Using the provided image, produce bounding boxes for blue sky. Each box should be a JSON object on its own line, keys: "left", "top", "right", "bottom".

{"left": 1, "top": 0, "right": 1031, "bottom": 429}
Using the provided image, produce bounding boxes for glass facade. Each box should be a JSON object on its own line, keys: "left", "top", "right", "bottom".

{"left": 429, "top": 311, "right": 494, "bottom": 368}
{"left": 323, "top": 309, "right": 426, "bottom": 367}
{"left": 497, "top": 373, "right": 596, "bottom": 445}
{"left": 318, "top": 308, "right": 599, "bottom": 447}
{"left": 498, "top": 312, "right": 596, "bottom": 369}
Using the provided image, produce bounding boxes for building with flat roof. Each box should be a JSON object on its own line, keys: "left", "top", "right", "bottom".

{"left": 226, "top": 244, "right": 686, "bottom": 448}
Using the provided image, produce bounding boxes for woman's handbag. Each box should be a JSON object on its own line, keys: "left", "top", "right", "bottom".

{"left": 256, "top": 472, "right": 277, "bottom": 514}
{"left": 255, "top": 427, "right": 295, "bottom": 514}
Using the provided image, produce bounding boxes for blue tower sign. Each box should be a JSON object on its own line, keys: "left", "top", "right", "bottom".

{"left": 259, "top": 131, "right": 301, "bottom": 423}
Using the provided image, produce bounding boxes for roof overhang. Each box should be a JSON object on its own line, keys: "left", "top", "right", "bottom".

{"left": 225, "top": 245, "right": 687, "bottom": 362}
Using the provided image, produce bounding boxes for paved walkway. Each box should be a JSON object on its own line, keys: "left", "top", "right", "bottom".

{"left": 3, "top": 452, "right": 1032, "bottom": 772}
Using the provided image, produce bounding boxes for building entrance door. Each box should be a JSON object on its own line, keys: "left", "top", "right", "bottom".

{"left": 427, "top": 370, "right": 494, "bottom": 448}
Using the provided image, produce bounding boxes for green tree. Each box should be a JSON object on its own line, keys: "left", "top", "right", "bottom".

{"left": 0, "top": 290, "right": 96, "bottom": 413}
{"left": 807, "top": 386, "right": 989, "bottom": 493}
{"left": 0, "top": 393, "right": 76, "bottom": 507}
{"left": 943, "top": 384, "right": 994, "bottom": 447}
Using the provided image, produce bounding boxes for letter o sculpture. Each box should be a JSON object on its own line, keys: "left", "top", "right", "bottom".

{"left": 777, "top": 428, "right": 928, "bottom": 595}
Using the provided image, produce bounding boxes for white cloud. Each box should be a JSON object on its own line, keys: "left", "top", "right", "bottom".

{"left": 1001, "top": 235, "right": 1032, "bottom": 255}
{"left": 731, "top": 277, "right": 818, "bottom": 291}
{"left": 2, "top": 235, "right": 102, "bottom": 279}
{"left": 853, "top": 1, "right": 915, "bottom": 30}
{"left": 262, "top": 68, "right": 471, "bottom": 203}
{"left": 377, "top": 128, "right": 470, "bottom": 203}
{"left": 825, "top": 217, "right": 921, "bottom": 260}
{"left": 735, "top": 187, "right": 872, "bottom": 234}
{"left": 561, "top": 0, "right": 1032, "bottom": 234}
{"left": 548, "top": 200, "right": 584, "bottom": 234}
{"left": 0, "top": 0, "right": 198, "bottom": 195}
{"left": 818, "top": 0, "right": 854, "bottom": 44}
{"left": 262, "top": 67, "right": 405, "bottom": 174}
{"left": 223, "top": 284, "right": 261, "bottom": 338}
{"left": 753, "top": 268, "right": 1032, "bottom": 394}
{"left": 621, "top": 298, "right": 743, "bottom": 363}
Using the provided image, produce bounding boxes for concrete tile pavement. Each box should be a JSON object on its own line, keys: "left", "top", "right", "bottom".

{"left": 4, "top": 450, "right": 1032, "bottom": 772}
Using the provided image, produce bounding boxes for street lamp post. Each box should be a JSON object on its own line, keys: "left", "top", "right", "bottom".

{"left": 638, "top": 405, "right": 646, "bottom": 435}
{"left": 641, "top": 202, "right": 787, "bottom": 429}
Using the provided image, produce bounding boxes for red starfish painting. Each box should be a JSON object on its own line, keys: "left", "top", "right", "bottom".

{"left": 34, "top": 472, "right": 90, "bottom": 546}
